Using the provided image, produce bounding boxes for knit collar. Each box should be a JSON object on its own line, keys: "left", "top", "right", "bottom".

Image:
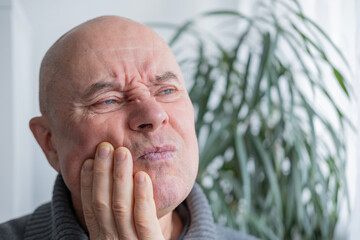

{"left": 24, "top": 175, "right": 87, "bottom": 240}
{"left": 24, "top": 175, "right": 217, "bottom": 240}
{"left": 184, "top": 183, "right": 217, "bottom": 239}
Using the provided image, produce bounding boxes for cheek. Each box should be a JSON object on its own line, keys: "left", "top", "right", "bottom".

{"left": 170, "top": 99, "right": 196, "bottom": 141}
{"left": 55, "top": 116, "right": 126, "bottom": 195}
{"left": 55, "top": 125, "right": 97, "bottom": 195}
{"left": 168, "top": 100, "right": 199, "bottom": 165}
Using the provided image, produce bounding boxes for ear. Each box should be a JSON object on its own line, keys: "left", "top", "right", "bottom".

{"left": 29, "top": 116, "right": 60, "bottom": 173}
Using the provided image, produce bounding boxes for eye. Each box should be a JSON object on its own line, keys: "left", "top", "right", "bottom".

{"left": 103, "top": 99, "right": 117, "bottom": 105}
{"left": 159, "top": 88, "right": 175, "bottom": 95}
{"left": 154, "top": 87, "right": 180, "bottom": 103}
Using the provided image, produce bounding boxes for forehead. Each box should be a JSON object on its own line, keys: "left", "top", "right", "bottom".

{"left": 59, "top": 20, "right": 181, "bottom": 89}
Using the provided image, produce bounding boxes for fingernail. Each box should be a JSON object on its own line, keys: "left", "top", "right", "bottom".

{"left": 136, "top": 172, "right": 146, "bottom": 184}
{"left": 115, "top": 150, "right": 126, "bottom": 162}
{"left": 83, "top": 160, "right": 93, "bottom": 172}
{"left": 98, "top": 144, "right": 110, "bottom": 159}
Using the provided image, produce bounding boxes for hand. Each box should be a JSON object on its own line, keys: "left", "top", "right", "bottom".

{"left": 80, "top": 142, "right": 165, "bottom": 240}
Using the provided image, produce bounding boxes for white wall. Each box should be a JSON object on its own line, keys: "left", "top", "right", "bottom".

{"left": 349, "top": 0, "right": 360, "bottom": 239}
{"left": 0, "top": 0, "right": 34, "bottom": 223}
{"left": 299, "top": 1, "right": 359, "bottom": 239}
{"left": 0, "top": 0, "right": 16, "bottom": 222}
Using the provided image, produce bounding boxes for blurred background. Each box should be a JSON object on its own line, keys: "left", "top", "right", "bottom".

{"left": 0, "top": 0, "right": 359, "bottom": 239}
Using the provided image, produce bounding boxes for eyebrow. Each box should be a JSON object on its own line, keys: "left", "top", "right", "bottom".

{"left": 82, "top": 71, "right": 179, "bottom": 99}
{"left": 83, "top": 82, "right": 120, "bottom": 99}
{"left": 155, "top": 71, "right": 179, "bottom": 83}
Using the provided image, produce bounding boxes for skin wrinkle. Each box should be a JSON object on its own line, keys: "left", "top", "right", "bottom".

{"left": 33, "top": 16, "right": 198, "bottom": 239}
{"left": 39, "top": 17, "right": 156, "bottom": 117}
{"left": 82, "top": 71, "right": 179, "bottom": 103}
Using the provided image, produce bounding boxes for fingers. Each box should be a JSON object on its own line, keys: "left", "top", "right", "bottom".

{"left": 80, "top": 142, "right": 165, "bottom": 240}
{"left": 91, "top": 142, "right": 119, "bottom": 238}
{"left": 134, "top": 171, "right": 164, "bottom": 240}
{"left": 112, "top": 147, "right": 137, "bottom": 239}
{"left": 81, "top": 159, "right": 100, "bottom": 238}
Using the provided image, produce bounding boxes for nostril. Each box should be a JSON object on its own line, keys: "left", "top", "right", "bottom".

{"left": 139, "top": 123, "right": 152, "bottom": 129}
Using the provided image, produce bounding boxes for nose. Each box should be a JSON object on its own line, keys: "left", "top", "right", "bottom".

{"left": 128, "top": 98, "right": 169, "bottom": 132}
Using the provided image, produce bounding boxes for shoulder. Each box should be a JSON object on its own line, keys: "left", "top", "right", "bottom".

{"left": 0, "top": 214, "right": 31, "bottom": 240}
{"left": 215, "top": 225, "right": 260, "bottom": 240}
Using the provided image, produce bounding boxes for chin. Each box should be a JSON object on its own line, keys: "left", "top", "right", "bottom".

{"left": 152, "top": 176, "right": 193, "bottom": 218}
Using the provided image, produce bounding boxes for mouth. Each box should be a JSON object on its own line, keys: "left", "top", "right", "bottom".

{"left": 138, "top": 144, "right": 176, "bottom": 161}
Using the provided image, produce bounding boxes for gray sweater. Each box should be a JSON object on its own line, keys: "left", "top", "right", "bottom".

{"left": 0, "top": 175, "right": 258, "bottom": 240}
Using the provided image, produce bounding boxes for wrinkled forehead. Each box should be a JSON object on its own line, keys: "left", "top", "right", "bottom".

{"left": 39, "top": 16, "right": 185, "bottom": 119}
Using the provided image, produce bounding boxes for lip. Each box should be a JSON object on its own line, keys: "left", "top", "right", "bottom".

{"left": 138, "top": 144, "right": 176, "bottom": 161}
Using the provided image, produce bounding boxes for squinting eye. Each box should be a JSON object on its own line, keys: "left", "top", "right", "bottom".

{"left": 103, "top": 99, "right": 117, "bottom": 104}
{"left": 160, "top": 89, "right": 175, "bottom": 95}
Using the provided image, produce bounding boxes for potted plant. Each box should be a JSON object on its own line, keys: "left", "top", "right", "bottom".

{"left": 155, "top": 0, "right": 352, "bottom": 239}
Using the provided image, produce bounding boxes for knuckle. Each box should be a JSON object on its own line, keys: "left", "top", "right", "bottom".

{"left": 135, "top": 197, "right": 151, "bottom": 209}
{"left": 112, "top": 201, "right": 130, "bottom": 215}
{"left": 93, "top": 200, "right": 110, "bottom": 213}
{"left": 135, "top": 193, "right": 146, "bottom": 201}
{"left": 93, "top": 168, "right": 109, "bottom": 176}
{"left": 135, "top": 190, "right": 149, "bottom": 202}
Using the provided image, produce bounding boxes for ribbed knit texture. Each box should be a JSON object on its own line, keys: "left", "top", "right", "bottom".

{"left": 184, "top": 184, "right": 217, "bottom": 239}
{"left": 1, "top": 175, "right": 255, "bottom": 239}
{"left": 23, "top": 175, "right": 87, "bottom": 240}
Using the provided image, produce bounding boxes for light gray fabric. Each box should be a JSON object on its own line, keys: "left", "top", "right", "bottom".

{"left": 0, "top": 175, "right": 258, "bottom": 240}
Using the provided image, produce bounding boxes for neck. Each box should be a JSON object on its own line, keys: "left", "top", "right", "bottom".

{"left": 72, "top": 195, "right": 183, "bottom": 240}
{"left": 159, "top": 210, "right": 183, "bottom": 240}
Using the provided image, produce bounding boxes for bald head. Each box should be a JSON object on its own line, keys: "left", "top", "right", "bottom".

{"left": 39, "top": 16, "right": 171, "bottom": 118}
{"left": 32, "top": 15, "right": 198, "bottom": 227}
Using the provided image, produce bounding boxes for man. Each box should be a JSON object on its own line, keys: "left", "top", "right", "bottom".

{"left": 0, "top": 16, "right": 257, "bottom": 240}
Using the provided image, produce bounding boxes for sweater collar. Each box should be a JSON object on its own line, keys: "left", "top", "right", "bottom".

{"left": 24, "top": 175, "right": 87, "bottom": 240}
{"left": 25, "top": 175, "right": 217, "bottom": 240}
{"left": 183, "top": 183, "right": 217, "bottom": 239}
